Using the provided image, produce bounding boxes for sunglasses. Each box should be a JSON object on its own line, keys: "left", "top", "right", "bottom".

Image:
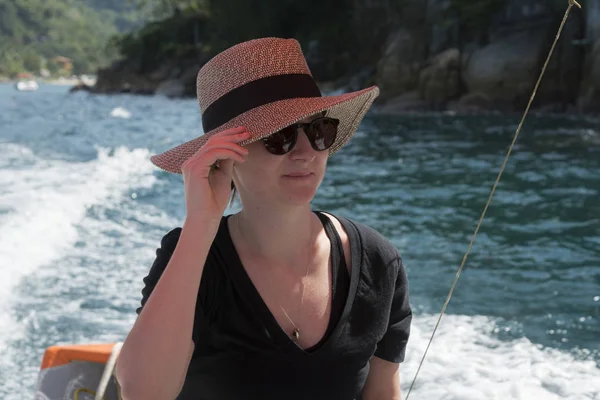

{"left": 262, "top": 117, "right": 340, "bottom": 155}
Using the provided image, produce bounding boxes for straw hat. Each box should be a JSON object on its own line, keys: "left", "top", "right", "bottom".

{"left": 150, "top": 37, "right": 380, "bottom": 174}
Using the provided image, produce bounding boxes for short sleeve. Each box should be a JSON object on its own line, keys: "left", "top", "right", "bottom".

{"left": 136, "top": 227, "right": 182, "bottom": 315}
{"left": 374, "top": 255, "right": 412, "bottom": 363}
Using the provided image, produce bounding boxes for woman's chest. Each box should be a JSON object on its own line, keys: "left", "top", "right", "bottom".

{"left": 241, "top": 252, "right": 335, "bottom": 349}
{"left": 240, "top": 228, "right": 352, "bottom": 347}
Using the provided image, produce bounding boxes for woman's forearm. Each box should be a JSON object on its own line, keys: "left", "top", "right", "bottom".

{"left": 116, "top": 218, "right": 219, "bottom": 399}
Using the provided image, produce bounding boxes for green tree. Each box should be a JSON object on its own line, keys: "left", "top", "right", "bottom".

{"left": 22, "top": 49, "right": 42, "bottom": 73}
{"left": 0, "top": 0, "right": 144, "bottom": 76}
{"left": 126, "top": 0, "right": 207, "bottom": 20}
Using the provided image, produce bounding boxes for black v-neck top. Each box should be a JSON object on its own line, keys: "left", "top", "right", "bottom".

{"left": 136, "top": 212, "right": 412, "bottom": 400}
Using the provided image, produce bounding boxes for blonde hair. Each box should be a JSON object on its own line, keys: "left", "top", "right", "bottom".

{"left": 229, "top": 181, "right": 238, "bottom": 208}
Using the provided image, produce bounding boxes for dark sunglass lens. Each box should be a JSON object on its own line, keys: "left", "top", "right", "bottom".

{"left": 309, "top": 118, "right": 338, "bottom": 151}
{"left": 263, "top": 127, "right": 297, "bottom": 155}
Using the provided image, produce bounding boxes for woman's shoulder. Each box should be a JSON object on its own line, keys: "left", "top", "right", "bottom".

{"left": 156, "top": 215, "right": 231, "bottom": 251}
{"left": 324, "top": 213, "right": 399, "bottom": 251}
{"left": 320, "top": 211, "right": 402, "bottom": 268}
{"left": 159, "top": 226, "right": 183, "bottom": 249}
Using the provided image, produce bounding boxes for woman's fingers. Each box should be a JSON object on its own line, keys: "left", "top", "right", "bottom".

{"left": 182, "top": 131, "right": 249, "bottom": 169}
{"left": 215, "top": 126, "right": 246, "bottom": 136}
{"left": 183, "top": 147, "right": 246, "bottom": 173}
{"left": 200, "top": 143, "right": 248, "bottom": 169}
{"left": 179, "top": 126, "right": 251, "bottom": 219}
{"left": 210, "top": 130, "right": 251, "bottom": 147}
{"left": 203, "top": 141, "right": 249, "bottom": 157}
{"left": 209, "top": 126, "right": 249, "bottom": 142}
{"left": 206, "top": 148, "right": 247, "bottom": 165}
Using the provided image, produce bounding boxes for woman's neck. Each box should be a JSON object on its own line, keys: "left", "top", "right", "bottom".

{"left": 232, "top": 205, "right": 317, "bottom": 269}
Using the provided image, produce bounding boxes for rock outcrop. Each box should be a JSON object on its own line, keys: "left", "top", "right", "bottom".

{"left": 89, "top": 0, "right": 599, "bottom": 114}
{"left": 375, "top": 0, "right": 590, "bottom": 114}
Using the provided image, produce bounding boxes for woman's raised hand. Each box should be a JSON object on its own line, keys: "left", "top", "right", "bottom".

{"left": 181, "top": 127, "right": 250, "bottom": 225}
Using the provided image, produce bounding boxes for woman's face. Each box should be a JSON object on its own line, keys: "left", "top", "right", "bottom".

{"left": 233, "top": 113, "right": 329, "bottom": 207}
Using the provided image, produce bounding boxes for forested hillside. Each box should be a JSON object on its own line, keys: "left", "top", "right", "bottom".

{"left": 0, "top": 0, "right": 142, "bottom": 77}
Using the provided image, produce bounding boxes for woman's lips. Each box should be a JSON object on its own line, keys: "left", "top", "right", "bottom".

{"left": 282, "top": 172, "right": 314, "bottom": 179}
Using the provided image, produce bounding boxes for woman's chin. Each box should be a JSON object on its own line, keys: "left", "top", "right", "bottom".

{"left": 280, "top": 187, "right": 319, "bottom": 206}
{"left": 277, "top": 175, "right": 322, "bottom": 205}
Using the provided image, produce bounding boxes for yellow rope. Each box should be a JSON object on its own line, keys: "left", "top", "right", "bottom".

{"left": 74, "top": 388, "right": 97, "bottom": 400}
{"left": 405, "top": 1, "right": 581, "bottom": 398}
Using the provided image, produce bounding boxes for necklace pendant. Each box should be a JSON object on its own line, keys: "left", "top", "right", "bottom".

{"left": 292, "top": 328, "right": 300, "bottom": 341}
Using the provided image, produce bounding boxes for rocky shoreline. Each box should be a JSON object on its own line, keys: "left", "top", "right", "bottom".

{"left": 84, "top": 0, "right": 600, "bottom": 115}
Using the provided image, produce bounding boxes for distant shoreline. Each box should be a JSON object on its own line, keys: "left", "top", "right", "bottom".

{"left": 0, "top": 76, "right": 97, "bottom": 86}
{"left": 45, "top": 77, "right": 97, "bottom": 86}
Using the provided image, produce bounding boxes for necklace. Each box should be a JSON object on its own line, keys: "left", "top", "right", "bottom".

{"left": 235, "top": 214, "right": 312, "bottom": 342}
{"left": 279, "top": 251, "right": 311, "bottom": 341}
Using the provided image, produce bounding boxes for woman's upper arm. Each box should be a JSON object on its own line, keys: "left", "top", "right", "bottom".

{"left": 362, "top": 356, "right": 401, "bottom": 400}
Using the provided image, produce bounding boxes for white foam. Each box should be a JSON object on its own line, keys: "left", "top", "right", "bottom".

{"left": 2, "top": 143, "right": 599, "bottom": 399}
{"left": 0, "top": 157, "right": 171, "bottom": 397}
{"left": 0, "top": 144, "right": 156, "bottom": 351}
{"left": 402, "top": 314, "right": 600, "bottom": 400}
{"left": 110, "top": 107, "right": 131, "bottom": 119}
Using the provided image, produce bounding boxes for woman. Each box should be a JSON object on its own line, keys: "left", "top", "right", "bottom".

{"left": 116, "top": 37, "right": 412, "bottom": 400}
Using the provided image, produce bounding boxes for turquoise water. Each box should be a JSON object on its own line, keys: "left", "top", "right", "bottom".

{"left": 0, "top": 84, "right": 599, "bottom": 399}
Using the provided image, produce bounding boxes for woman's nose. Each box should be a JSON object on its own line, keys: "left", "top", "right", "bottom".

{"left": 289, "top": 128, "right": 316, "bottom": 161}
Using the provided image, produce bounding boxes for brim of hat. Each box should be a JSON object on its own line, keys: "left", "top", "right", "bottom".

{"left": 150, "top": 85, "right": 379, "bottom": 174}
